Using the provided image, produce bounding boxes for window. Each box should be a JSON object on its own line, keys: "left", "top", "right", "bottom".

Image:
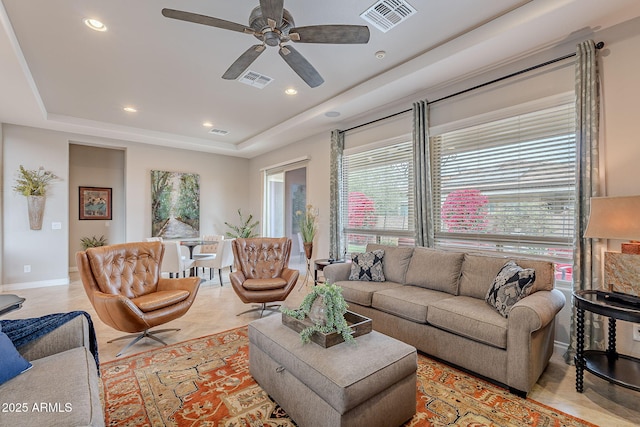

{"left": 341, "top": 139, "right": 415, "bottom": 254}
{"left": 431, "top": 102, "right": 576, "bottom": 278}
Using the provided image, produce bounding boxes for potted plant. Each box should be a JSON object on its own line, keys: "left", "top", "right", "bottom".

{"left": 13, "top": 165, "right": 59, "bottom": 230}
{"left": 297, "top": 204, "right": 318, "bottom": 259}
{"left": 224, "top": 209, "right": 259, "bottom": 238}
{"left": 281, "top": 283, "right": 355, "bottom": 344}
{"left": 80, "top": 235, "right": 108, "bottom": 250}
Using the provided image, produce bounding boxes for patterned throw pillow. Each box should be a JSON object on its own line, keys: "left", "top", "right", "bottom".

{"left": 0, "top": 323, "right": 32, "bottom": 385}
{"left": 349, "top": 250, "right": 385, "bottom": 282}
{"left": 486, "top": 261, "right": 536, "bottom": 317}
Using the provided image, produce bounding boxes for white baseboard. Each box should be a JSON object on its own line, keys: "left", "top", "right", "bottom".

{"left": 2, "top": 278, "right": 69, "bottom": 292}
{"left": 68, "top": 266, "right": 79, "bottom": 273}
{"left": 554, "top": 340, "right": 569, "bottom": 356}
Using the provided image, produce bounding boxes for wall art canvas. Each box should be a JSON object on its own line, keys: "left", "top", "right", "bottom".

{"left": 79, "top": 187, "right": 112, "bottom": 220}
{"left": 151, "top": 170, "right": 200, "bottom": 239}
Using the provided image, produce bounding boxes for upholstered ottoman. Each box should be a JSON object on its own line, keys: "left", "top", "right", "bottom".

{"left": 248, "top": 315, "right": 417, "bottom": 427}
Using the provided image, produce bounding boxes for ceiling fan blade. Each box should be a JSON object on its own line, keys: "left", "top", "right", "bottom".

{"left": 279, "top": 45, "right": 324, "bottom": 88}
{"left": 162, "top": 8, "right": 255, "bottom": 35}
{"left": 222, "top": 45, "right": 266, "bottom": 80}
{"left": 259, "top": 0, "right": 284, "bottom": 28}
{"left": 289, "top": 25, "right": 370, "bottom": 44}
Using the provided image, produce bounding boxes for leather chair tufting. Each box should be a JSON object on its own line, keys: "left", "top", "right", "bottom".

{"left": 229, "top": 237, "right": 299, "bottom": 317}
{"left": 76, "top": 241, "right": 201, "bottom": 356}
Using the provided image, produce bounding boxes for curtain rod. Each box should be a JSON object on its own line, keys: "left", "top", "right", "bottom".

{"left": 344, "top": 41, "right": 604, "bottom": 133}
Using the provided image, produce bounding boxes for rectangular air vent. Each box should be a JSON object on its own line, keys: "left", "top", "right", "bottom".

{"left": 360, "top": 0, "right": 416, "bottom": 33}
{"left": 238, "top": 70, "right": 273, "bottom": 89}
{"left": 208, "top": 128, "right": 229, "bottom": 136}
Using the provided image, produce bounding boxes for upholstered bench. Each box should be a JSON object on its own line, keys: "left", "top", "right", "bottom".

{"left": 248, "top": 315, "right": 417, "bottom": 427}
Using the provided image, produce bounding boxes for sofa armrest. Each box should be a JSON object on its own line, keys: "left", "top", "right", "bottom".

{"left": 509, "top": 289, "right": 566, "bottom": 332}
{"left": 16, "top": 315, "right": 89, "bottom": 362}
{"left": 323, "top": 263, "right": 352, "bottom": 283}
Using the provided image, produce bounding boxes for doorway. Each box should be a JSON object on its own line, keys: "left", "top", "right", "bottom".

{"left": 264, "top": 163, "right": 307, "bottom": 272}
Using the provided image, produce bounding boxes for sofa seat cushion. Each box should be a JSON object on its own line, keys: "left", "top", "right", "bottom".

{"left": 0, "top": 347, "right": 102, "bottom": 426}
{"left": 404, "top": 247, "right": 465, "bottom": 295}
{"left": 372, "top": 286, "right": 453, "bottom": 324}
{"left": 132, "top": 289, "right": 190, "bottom": 312}
{"left": 335, "top": 280, "right": 403, "bottom": 307}
{"left": 427, "top": 296, "right": 508, "bottom": 349}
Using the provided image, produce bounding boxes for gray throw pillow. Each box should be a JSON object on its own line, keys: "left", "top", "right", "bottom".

{"left": 485, "top": 261, "right": 536, "bottom": 317}
{"left": 349, "top": 250, "right": 385, "bottom": 282}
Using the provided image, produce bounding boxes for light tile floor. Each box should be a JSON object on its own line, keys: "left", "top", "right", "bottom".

{"left": 2, "top": 270, "right": 638, "bottom": 426}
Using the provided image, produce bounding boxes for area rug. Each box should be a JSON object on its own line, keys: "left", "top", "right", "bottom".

{"left": 101, "top": 326, "right": 597, "bottom": 427}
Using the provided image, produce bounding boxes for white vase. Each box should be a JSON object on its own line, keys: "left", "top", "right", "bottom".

{"left": 27, "top": 195, "right": 45, "bottom": 230}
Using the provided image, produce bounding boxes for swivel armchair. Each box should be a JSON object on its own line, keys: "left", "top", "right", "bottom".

{"left": 76, "top": 241, "right": 200, "bottom": 356}
{"left": 230, "top": 237, "right": 299, "bottom": 317}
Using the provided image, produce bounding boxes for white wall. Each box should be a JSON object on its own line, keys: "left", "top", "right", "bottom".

{"left": 3, "top": 125, "right": 69, "bottom": 288}
{"left": 69, "top": 144, "right": 125, "bottom": 267}
{"left": 2, "top": 124, "right": 250, "bottom": 290}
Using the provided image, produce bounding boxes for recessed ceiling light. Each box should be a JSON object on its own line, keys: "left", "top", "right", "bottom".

{"left": 202, "top": 121, "right": 214, "bottom": 127}
{"left": 123, "top": 106, "right": 137, "bottom": 113}
{"left": 84, "top": 18, "right": 107, "bottom": 32}
{"left": 285, "top": 88, "right": 298, "bottom": 95}
{"left": 325, "top": 111, "right": 341, "bottom": 118}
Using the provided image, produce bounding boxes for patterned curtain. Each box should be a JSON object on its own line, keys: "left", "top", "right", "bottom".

{"left": 412, "top": 100, "right": 434, "bottom": 247}
{"left": 329, "top": 129, "right": 345, "bottom": 260}
{"left": 564, "top": 40, "right": 605, "bottom": 364}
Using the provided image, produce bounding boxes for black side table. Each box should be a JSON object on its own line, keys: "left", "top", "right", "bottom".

{"left": 573, "top": 290, "right": 640, "bottom": 393}
{"left": 314, "top": 259, "right": 346, "bottom": 284}
{"left": 0, "top": 294, "right": 26, "bottom": 317}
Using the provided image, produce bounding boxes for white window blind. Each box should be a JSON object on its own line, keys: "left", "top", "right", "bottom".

{"left": 431, "top": 102, "right": 576, "bottom": 262}
{"left": 341, "top": 140, "right": 415, "bottom": 253}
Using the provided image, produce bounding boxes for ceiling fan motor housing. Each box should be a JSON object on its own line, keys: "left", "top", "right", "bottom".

{"left": 249, "top": 6, "right": 294, "bottom": 46}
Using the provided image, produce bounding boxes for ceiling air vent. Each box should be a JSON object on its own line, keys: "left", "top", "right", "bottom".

{"left": 238, "top": 70, "right": 274, "bottom": 89}
{"left": 208, "top": 128, "right": 229, "bottom": 136}
{"left": 360, "top": 0, "right": 416, "bottom": 33}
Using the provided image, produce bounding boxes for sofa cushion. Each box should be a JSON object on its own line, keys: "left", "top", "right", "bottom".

{"left": 486, "top": 261, "right": 536, "bottom": 317}
{"left": 404, "top": 247, "right": 464, "bottom": 295}
{"left": 372, "top": 285, "right": 453, "bottom": 324}
{"left": 349, "top": 250, "right": 385, "bottom": 282}
{"left": 459, "top": 254, "right": 553, "bottom": 299}
{"left": 336, "top": 280, "right": 403, "bottom": 307}
{"left": 0, "top": 347, "right": 102, "bottom": 426}
{"left": 427, "top": 296, "right": 508, "bottom": 349}
{"left": 0, "top": 326, "right": 32, "bottom": 385}
{"left": 366, "top": 244, "right": 414, "bottom": 284}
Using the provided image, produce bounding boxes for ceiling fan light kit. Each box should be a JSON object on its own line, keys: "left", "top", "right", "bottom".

{"left": 162, "top": 0, "right": 370, "bottom": 88}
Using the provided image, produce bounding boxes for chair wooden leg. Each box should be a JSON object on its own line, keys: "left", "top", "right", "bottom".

{"left": 218, "top": 269, "right": 223, "bottom": 286}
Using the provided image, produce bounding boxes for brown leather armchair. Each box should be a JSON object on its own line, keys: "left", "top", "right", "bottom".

{"left": 230, "top": 237, "right": 299, "bottom": 317}
{"left": 76, "top": 241, "right": 200, "bottom": 356}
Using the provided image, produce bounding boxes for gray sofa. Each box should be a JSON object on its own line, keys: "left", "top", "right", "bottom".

{"left": 323, "top": 244, "right": 566, "bottom": 396}
{"left": 0, "top": 315, "right": 104, "bottom": 426}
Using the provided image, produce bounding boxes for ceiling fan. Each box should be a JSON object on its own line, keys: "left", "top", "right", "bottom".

{"left": 162, "top": 0, "right": 370, "bottom": 88}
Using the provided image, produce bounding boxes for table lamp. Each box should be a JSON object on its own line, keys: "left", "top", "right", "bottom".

{"left": 584, "top": 196, "right": 640, "bottom": 254}
{"left": 585, "top": 196, "right": 640, "bottom": 297}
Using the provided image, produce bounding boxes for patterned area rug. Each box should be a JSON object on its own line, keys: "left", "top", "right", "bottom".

{"left": 101, "top": 326, "right": 596, "bottom": 427}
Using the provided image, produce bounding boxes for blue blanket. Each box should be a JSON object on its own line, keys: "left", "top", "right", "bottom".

{"left": 0, "top": 311, "right": 99, "bottom": 372}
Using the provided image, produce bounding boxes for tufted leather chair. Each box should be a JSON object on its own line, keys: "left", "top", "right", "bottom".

{"left": 229, "top": 237, "right": 299, "bottom": 317}
{"left": 76, "top": 241, "right": 200, "bottom": 356}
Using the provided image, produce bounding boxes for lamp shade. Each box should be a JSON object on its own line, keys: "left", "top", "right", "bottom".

{"left": 584, "top": 196, "right": 640, "bottom": 240}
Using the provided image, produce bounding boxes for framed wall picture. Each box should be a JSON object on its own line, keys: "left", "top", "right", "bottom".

{"left": 79, "top": 186, "right": 112, "bottom": 220}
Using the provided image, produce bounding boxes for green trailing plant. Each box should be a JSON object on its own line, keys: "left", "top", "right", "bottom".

{"left": 224, "top": 209, "right": 259, "bottom": 238}
{"left": 80, "top": 235, "right": 107, "bottom": 250}
{"left": 296, "top": 204, "right": 317, "bottom": 243}
{"left": 281, "top": 283, "right": 355, "bottom": 344}
{"left": 13, "top": 165, "right": 59, "bottom": 196}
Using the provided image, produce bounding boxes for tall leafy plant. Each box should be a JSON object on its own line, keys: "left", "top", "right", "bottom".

{"left": 224, "top": 209, "right": 259, "bottom": 238}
